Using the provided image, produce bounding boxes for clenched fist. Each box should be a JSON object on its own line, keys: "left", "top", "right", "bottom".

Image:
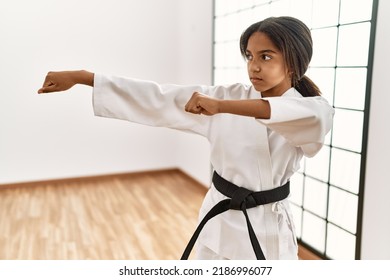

{"left": 184, "top": 92, "right": 221, "bottom": 116}
{"left": 37, "top": 70, "right": 94, "bottom": 94}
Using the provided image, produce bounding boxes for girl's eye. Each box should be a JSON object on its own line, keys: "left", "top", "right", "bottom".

{"left": 245, "top": 53, "right": 253, "bottom": 61}
{"left": 262, "top": 54, "right": 271, "bottom": 61}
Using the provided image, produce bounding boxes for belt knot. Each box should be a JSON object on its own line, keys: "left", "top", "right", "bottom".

{"left": 180, "top": 171, "right": 290, "bottom": 260}
{"left": 230, "top": 187, "right": 257, "bottom": 210}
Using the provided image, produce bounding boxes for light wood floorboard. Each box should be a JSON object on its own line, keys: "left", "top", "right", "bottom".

{"left": 0, "top": 169, "right": 319, "bottom": 260}
{"left": 0, "top": 169, "right": 207, "bottom": 260}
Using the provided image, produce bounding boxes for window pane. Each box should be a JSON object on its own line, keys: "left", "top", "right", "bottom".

{"left": 215, "top": 14, "right": 240, "bottom": 42}
{"left": 328, "top": 187, "right": 358, "bottom": 233}
{"left": 312, "top": 0, "right": 340, "bottom": 28}
{"left": 237, "top": 9, "right": 256, "bottom": 35}
{"left": 291, "top": 204, "right": 303, "bottom": 238}
{"left": 324, "top": 131, "right": 332, "bottom": 146}
{"left": 224, "top": 13, "right": 241, "bottom": 41}
{"left": 311, "top": 27, "right": 338, "bottom": 67}
{"left": 237, "top": 67, "right": 250, "bottom": 84}
{"left": 290, "top": 173, "right": 304, "bottom": 206}
{"left": 330, "top": 148, "right": 361, "bottom": 194}
{"left": 332, "top": 109, "right": 363, "bottom": 152}
{"left": 289, "top": 0, "right": 313, "bottom": 28}
{"left": 252, "top": 4, "right": 271, "bottom": 22}
{"left": 231, "top": 69, "right": 243, "bottom": 84}
{"left": 214, "top": 0, "right": 229, "bottom": 16}
{"left": 213, "top": 69, "right": 234, "bottom": 85}
{"left": 214, "top": 16, "right": 227, "bottom": 42}
{"left": 221, "top": 0, "right": 240, "bottom": 15}
{"left": 303, "top": 178, "right": 328, "bottom": 218}
{"left": 305, "top": 146, "right": 330, "bottom": 182}
{"left": 213, "top": 42, "right": 226, "bottom": 68}
{"left": 307, "top": 67, "right": 335, "bottom": 106}
{"left": 238, "top": 0, "right": 255, "bottom": 10}
{"left": 213, "top": 69, "right": 223, "bottom": 85}
{"left": 339, "top": 0, "right": 373, "bottom": 24}
{"left": 302, "top": 211, "right": 326, "bottom": 253}
{"left": 337, "top": 22, "right": 371, "bottom": 67}
{"left": 269, "top": 0, "right": 290, "bottom": 16}
{"left": 253, "top": 0, "right": 272, "bottom": 6}
{"left": 326, "top": 223, "right": 356, "bottom": 259}
{"left": 224, "top": 41, "right": 241, "bottom": 68}
{"left": 334, "top": 68, "right": 367, "bottom": 110}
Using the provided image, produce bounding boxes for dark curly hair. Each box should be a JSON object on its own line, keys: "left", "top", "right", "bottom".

{"left": 240, "top": 16, "right": 320, "bottom": 97}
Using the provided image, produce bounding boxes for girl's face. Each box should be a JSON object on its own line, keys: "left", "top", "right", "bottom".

{"left": 245, "top": 32, "right": 291, "bottom": 97}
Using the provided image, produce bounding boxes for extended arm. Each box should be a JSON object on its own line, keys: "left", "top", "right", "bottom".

{"left": 37, "top": 71, "right": 212, "bottom": 135}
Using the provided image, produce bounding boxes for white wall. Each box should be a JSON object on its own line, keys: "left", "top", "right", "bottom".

{"left": 175, "top": 0, "right": 212, "bottom": 186}
{"left": 0, "top": 0, "right": 212, "bottom": 186}
{"left": 361, "top": 0, "right": 390, "bottom": 259}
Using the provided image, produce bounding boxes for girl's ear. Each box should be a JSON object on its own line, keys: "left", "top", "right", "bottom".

{"left": 285, "top": 67, "right": 293, "bottom": 77}
{"left": 286, "top": 69, "right": 295, "bottom": 86}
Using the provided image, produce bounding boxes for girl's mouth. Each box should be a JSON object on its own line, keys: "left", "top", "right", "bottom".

{"left": 250, "top": 77, "right": 263, "bottom": 83}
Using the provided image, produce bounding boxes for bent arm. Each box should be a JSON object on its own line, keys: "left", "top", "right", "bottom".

{"left": 259, "top": 96, "right": 335, "bottom": 157}
{"left": 219, "top": 99, "right": 270, "bottom": 119}
{"left": 185, "top": 91, "right": 271, "bottom": 119}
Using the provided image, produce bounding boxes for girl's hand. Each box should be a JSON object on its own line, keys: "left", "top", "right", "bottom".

{"left": 185, "top": 92, "right": 220, "bottom": 116}
{"left": 37, "top": 71, "right": 77, "bottom": 94}
{"left": 37, "top": 70, "right": 94, "bottom": 94}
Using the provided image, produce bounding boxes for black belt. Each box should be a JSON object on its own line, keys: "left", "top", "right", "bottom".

{"left": 181, "top": 171, "right": 290, "bottom": 260}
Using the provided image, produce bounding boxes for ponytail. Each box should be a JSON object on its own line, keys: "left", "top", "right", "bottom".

{"left": 294, "top": 75, "right": 321, "bottom": 97}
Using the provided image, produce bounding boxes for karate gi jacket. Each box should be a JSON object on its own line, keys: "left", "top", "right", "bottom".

{"left": 92, "top": 74, "right": 335, "bottom": 260}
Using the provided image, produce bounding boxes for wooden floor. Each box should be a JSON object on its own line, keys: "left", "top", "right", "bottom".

{"left": 0, "top": 169, "right": 207, "bottom": 260}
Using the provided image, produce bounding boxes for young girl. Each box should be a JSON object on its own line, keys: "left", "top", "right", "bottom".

{"left": 38, "top": 16, "right": 334, "bottom": 260}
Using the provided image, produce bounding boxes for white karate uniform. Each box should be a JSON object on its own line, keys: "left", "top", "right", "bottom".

{"left": 92, "top": 74, "right": 335, "bottom": 260}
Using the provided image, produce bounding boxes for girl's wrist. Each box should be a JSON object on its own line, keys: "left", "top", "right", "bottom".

{"left": 218, "top": 99, "right": 228, "bottom": 114}
{"left": 74, "top": 70, "right": 94, "bottom": 87}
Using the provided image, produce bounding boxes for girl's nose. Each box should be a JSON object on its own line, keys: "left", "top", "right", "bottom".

{"left": 249, "top": 61, "right": 260, "bottom": 73}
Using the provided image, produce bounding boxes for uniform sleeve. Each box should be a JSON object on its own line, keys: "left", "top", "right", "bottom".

{"left": 257, "top": 96, "right": 335, "bottom": 157}
{"left": 92, "top": 74, "right": 212, "bottom": 137}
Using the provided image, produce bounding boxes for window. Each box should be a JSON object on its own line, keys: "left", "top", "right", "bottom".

{"left": 213, "top": 0, "right": 378, "bottom": 259}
